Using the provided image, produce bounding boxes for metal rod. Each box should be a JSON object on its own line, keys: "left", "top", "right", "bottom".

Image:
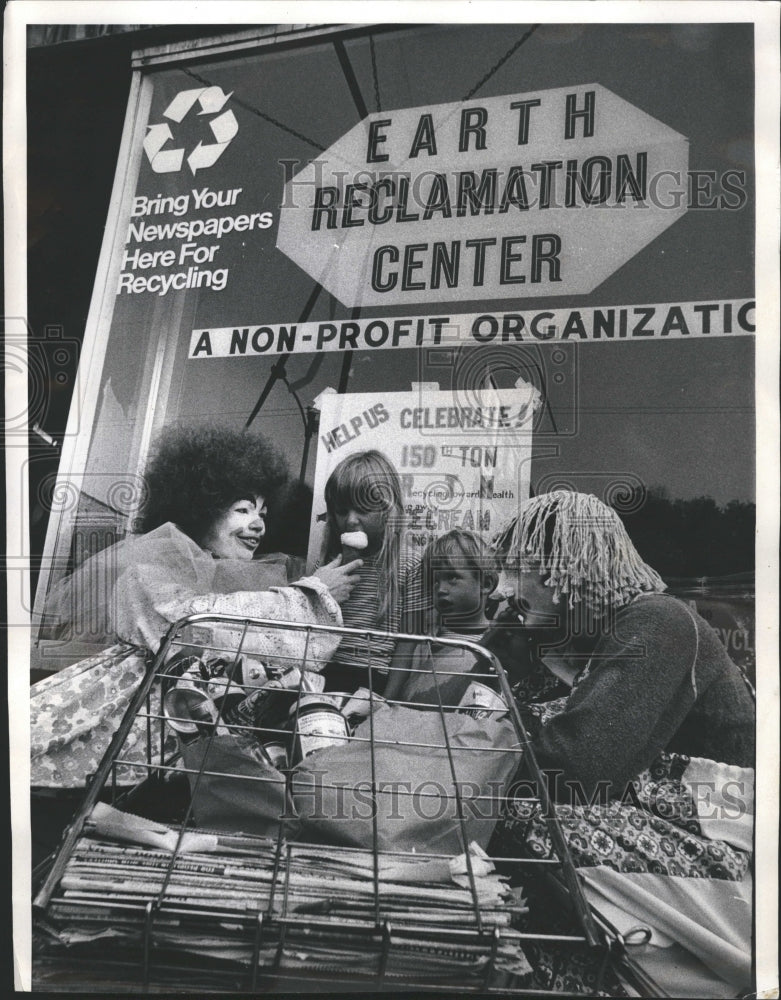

{"left": 33, "top": 648, "right": 158, "bottom": 910}
{"left": 365, "top": 633, "right": 381, "bottom": 928}
{"left": 424, "top": 638, "right": 484, "bottom": 935}
{"left": 273, "top": 843, "right": 294, "bottom": 971}
{"left": 333, "top": 37, "right": 368, "bottom": 119}
{"left": 488, "top": 648, "right": 601, "bottom": 947}
{"left": 244, "top": 282, "right": 323, "bottom": 430}
{"left": 249, "top": 912, "right": 265, "bottom": 991}
{"left": 142, "top": 900, "right": 153, "bottom": 990}
{"left": 378, "top": 919, "right": 392, "bottom": 981}
{"left": 482, "top": 925, "right": 501, "bottom": 989}
{"left": 265, "top": 822, "right": 287, "bottom": 920}
{"left": 150, "top": 621, "right": 252, "bottom": 919}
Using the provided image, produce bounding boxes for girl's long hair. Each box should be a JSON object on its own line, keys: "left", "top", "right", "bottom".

{"left": 324, "top": 450, "right": 404, "bottom": 620}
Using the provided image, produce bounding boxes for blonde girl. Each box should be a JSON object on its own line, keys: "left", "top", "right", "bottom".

{"left": 321, "top": 450, "right": 408, "bottom": 692}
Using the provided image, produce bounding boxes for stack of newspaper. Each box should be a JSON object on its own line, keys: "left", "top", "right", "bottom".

{"left": 38, "top": 804, "right": 532, "bottom": 984}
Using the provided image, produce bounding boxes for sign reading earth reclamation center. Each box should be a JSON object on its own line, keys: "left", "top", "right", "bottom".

{"left": 277, "top": 84, "right": 688, "bottom": 307}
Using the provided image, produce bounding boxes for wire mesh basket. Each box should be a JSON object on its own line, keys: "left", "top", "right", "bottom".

{"left": 33, "top": 614, "right": 663, "bottom": 995}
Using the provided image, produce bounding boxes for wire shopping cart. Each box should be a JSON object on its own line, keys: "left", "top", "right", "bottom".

{"left": 32, "top": 614, "right": 663, "bottom": 996}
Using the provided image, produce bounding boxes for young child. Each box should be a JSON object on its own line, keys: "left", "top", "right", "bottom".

{"left": 384, "top": 528, "right": 500, "bottom": 706}
{"left": 319, "top": 450, "right": 410, "bottom": 693}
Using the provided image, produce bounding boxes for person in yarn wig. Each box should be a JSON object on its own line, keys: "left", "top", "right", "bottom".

{"left": 490, "top": 491, "right": 754, "bottom": 997}
{"left": 491, "top": 490, "right": 753, "bottom": 787}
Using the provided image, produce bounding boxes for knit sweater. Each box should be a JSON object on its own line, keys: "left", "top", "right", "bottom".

{"left": 530, "top": 593, "right": 755, "bottom": 797}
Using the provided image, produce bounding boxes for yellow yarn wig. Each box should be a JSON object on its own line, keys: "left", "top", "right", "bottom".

{"left": 492, "top": 491, "right": 666, "bottom": 614}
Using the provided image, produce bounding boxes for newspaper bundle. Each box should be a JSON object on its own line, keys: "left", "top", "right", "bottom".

{"left": 36, "top": 804, "right": 532, "bottom": 985}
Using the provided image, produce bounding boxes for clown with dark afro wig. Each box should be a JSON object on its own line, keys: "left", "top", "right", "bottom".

{"left": 139, "top": 424, "right": 289, "bottom": 544}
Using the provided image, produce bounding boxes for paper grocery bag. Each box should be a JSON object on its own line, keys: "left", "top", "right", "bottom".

{"left": 291, "top": 703, "right": 521, "bottom": 856}
{"left": 180, "top": 734, "right": 292, "bottom": 838}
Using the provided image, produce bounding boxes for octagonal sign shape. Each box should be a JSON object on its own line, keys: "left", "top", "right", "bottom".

{"left": 277, "top": 83, "right": 688, "bottom": 308}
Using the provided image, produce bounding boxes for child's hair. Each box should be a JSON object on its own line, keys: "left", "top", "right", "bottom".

{"left": 323, "top": 450, "right": 405, "bottom": 619}
{"left": 421, "top": 528, "right": 500, "bottom": 601}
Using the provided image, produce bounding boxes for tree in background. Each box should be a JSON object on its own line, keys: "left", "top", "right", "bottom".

{"left": 621, "top": 487, "right": 755, "bottom": 579}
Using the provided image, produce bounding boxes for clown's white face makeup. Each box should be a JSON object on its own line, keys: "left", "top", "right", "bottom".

{"left": 200, "top": 496, "right": 267, "bottom": 560}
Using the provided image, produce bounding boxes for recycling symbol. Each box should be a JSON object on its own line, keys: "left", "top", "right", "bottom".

{"left": 143, "top": 86, "right": 238, "bottom": 175}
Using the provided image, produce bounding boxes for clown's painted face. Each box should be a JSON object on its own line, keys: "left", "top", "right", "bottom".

{"left": 200, "top": 496, "right": 267, "bottom": 560}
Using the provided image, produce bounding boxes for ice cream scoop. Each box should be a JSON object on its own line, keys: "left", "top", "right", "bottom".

{"left": 340, "top": 530, "right": 368, "bottom": 551}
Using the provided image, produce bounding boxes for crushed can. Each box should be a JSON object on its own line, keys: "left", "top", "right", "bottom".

{"left": 457, "top": 679, "right": 508, "bottom": 720}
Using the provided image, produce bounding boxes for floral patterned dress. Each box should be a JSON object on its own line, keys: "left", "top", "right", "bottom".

{"left": 491, "top": 644, "right": 754, "bottom": 997}
{"left": 31, "top": 524, "right": 344, "bottom": 789}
